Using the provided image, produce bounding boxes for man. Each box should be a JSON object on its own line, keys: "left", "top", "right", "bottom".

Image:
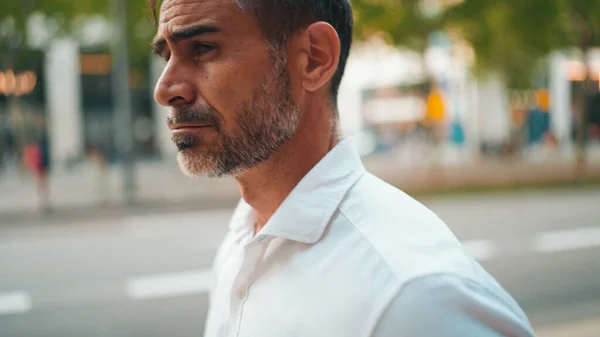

{"left": 150, "top": 0, "right": 535, "bottom": 336}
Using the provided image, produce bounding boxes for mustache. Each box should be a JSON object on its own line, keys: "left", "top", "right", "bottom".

{"left": 167, "top": 104, "right": 221, "bottom": 130}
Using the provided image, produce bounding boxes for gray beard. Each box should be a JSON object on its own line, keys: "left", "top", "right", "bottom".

{"left": 174, "top": 59, "right": 300, "bottom": 179}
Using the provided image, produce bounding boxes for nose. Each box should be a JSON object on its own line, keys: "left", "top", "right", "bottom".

{"left": 153, "top": 61, "right": 196, "bottom": 107}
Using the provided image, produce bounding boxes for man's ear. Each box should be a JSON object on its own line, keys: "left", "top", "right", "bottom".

{"left": 293, "top": 22, "right": 341, "bottom": 93}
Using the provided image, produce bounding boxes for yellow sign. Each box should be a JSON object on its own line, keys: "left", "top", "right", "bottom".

{"left": 535, "top": 88, "right": 550, "bottom": 112}
{"left": 426, "top": 89, "right": 446, "bottom": 122}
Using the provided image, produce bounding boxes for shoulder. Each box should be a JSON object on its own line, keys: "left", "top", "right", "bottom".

{"left": 336, "top": 174, "right": 534, "bottom": 335}
{"left": 373, "top": 274, "right": 535, "bottom": 336}
{"left": 337, "top": 172, "right": 473, "bottom": 283}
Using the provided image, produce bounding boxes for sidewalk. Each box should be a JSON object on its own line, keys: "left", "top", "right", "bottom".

{"left": 1, "top": 145, "right": 599, "bottom": 224}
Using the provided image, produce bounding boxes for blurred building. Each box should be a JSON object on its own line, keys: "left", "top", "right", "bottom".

{"left": 23, "top": 16, "right": 159, "bottom": 170}
{"left": 337, "top": 37, "right": 600, "bottom": 159}
{"left": 0, "top": 50, "right": 47, "bottom": 171}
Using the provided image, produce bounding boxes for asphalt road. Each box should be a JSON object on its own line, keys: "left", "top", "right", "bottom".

{"left": 1, "top": 189, "right": 599, "bottom": 337}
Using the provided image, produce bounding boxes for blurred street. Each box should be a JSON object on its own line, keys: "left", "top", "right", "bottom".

{"left": 1, "top": 144, "right": 599, "bottom": 219}
{"left": 1, "top": 188, "right": 599, "bottom": 337}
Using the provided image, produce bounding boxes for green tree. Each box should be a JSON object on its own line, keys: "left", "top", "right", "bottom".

{"left": 353, "top": 0, "right": 442, "bottom": 54}
{"left": 354, "top": 0, "right": 600, "bottom": 170}
{"left": 0, "top": 0, "right": 153, "bottom": 69}
{"left": 443, "top": 0, "right": 600, "bottom": 171}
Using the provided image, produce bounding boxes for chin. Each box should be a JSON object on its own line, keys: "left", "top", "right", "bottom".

{"left": 176, "top": 151, "right": 252, "bottom": 179}
{"left": 175, "top": 151, "right": 227, "bottom": 179}
{"left": 176, "top": 151, "right": 208, "bottom": 179}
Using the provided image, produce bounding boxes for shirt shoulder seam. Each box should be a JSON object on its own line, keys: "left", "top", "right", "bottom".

{"left": 337, "top": 207, "right": 402, "bottom": 283}
{"left": 337, "top": 209, "right": 528, "bottom": 324}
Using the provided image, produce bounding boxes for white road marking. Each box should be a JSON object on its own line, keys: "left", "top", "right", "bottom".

{"left": 533, "top": 227, "right": 600, "bottom": 253}
{"left": 0, "top": 291, "right": 32, "bottom": 315}
{"left": 126, "top": 269, "right": 214, "bottom": 300}
{"left": 127, "top": 240, "right": 498, "bottom": 302}
{"left": 52, "top": 227, "right": 600, "bottom": 303}
{"left": 462, "top": 239, "right": 496, "bottom": 261}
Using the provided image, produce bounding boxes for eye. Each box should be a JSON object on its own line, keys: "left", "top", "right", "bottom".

{"left": 193, "top": 43, "right": 216, "bottom": 58}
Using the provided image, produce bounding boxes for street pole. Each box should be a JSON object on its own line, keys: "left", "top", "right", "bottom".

{"left": 112, "top": 0, "right": 137, "bottom": 204}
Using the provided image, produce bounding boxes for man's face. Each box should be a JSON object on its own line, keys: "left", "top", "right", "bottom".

{"left": 153, "top": 0, "right": 301, "bottom": 178}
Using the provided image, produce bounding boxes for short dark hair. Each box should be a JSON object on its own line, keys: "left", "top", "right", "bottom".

{"left": 148, "top": 0, "right": 353, "bottom": 107}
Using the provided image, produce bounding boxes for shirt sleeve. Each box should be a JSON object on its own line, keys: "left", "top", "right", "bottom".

{"left": 372, "top": 274, "right": 536, "bottom": 337}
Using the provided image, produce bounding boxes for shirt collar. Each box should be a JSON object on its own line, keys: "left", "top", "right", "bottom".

{"left": 228, "top": 137, "right": 366, "bottom": 244}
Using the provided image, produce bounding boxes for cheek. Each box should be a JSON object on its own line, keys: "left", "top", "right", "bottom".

{"left": 199, "top": 52, "right": 273, "bottom": 128}
{"left": 198, "top": 68, "right": 245, "bottom": 131}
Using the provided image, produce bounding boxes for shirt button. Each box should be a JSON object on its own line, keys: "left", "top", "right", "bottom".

{"left": 236, "top": 288, "right": 247, "bottom": 299}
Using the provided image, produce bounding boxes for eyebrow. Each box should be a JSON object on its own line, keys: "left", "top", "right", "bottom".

{"left": 152, "top": 24, "right": 222, "bottom": 56}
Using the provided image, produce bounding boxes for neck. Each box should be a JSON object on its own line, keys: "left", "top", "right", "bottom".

{"left": 236, "top": 104, "right": 338, "bottom": 234}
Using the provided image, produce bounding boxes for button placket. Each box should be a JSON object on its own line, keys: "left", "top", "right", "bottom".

{"left": 229, "top": 238, "right": 271, "bottom": 337}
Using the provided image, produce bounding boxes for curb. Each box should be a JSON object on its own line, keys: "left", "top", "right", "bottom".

{"left": 2, "top": 172, "right": 599, "bottom": 226}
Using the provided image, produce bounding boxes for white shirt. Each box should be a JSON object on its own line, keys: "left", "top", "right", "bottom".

{"left": 204, "top": 139, "right": 535, "bottom": 337}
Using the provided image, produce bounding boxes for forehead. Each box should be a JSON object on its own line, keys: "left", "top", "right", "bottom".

{"left": 159, "top": 0, "right": 240, "bottom": 27}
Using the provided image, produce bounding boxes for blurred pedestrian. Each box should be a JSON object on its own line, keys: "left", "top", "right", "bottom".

{"left": 150, "top": 0, "right": 535, "bottom": 336}
{"left": 424, "top": 83, "right": 447, "bottom": 169}
{"left": 22, "top": 135, "right": 50, "bottom": 212}
{"left": 87, "top": 145, "right": 110, "bottom": 205}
